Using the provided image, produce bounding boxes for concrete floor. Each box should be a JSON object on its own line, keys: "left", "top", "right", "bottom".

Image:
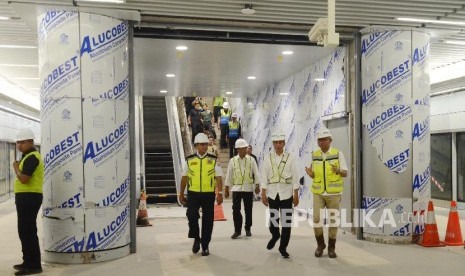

{"left": 1, "top": 198, "right": 465, "bottom": 276}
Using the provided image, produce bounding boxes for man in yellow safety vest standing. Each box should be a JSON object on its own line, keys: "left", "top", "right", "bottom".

{"left": 225, "top": 139, "right": 260, "bottom": 239}
{"left": 261, "top": 131, "right": 299, "bottom": 258}
{"left": 12, "top": 129, "right": 44, "bottom": 275}
{"left": 305, "top": 129, "right": 347, "bottom": 258}
{"left": 179, "top": 133, "right": 224, "bottom": 256}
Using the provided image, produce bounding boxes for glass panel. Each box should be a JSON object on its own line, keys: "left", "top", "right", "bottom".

{"left": 0, "top": 142, "right": 8, "bottom": 198}
{"left": 430, "top": 133, "right": 452, "bottom": 200}
{"left": 9, "top": 143, "right": 16, "bottom": 194}
{"left": 457, "top": 133, "right": 465, "bottom": 202}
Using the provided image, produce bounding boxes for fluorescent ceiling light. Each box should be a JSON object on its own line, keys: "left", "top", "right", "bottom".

{"left": 396, "top": 17, "right": 465, "bottom": 26}
{"left": 282, "top": 50, "right": 293, "bottom": 55}
{"left": 166, "top": 73, "right": 175, "bottom": 77}
{"left": 315, "top": 78, "right": 326, "bottom": 81}
{"left": 444, "top": 40, "right": 465, "bottom": 46}
{"left": 0, "top": 16, "right": 9, "bottom": 20}
{"left": 247, "top": 76, "right": 256, "bottom": 80}
{"left": 160, "top": 90, "right": 167, "bottom": 93}
{"left": 176, "top": 46, "right": 188, "bottom": 51}
{"left": 0, "top": 44, "right": 37, "bottom": 49}
{"left": 14, "top": 77, "right": 40, "bottom": 80}
{"left": 78, "top": 0, "right": 125, "bottom": 3}
{"left": 0, "top": 64, "right": 38, "bottom": 67}
{"left": 225, "top": 91, "right": 233, "bottom": 95}
{"left": 279, "top": 92, "right": 289, "bottom": 96}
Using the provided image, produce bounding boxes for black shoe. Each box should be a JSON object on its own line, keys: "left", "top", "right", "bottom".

{"left": 266, "top": 235, "right": 280, "bottom": 250}
{"left": 231, "top": 232, "right": 240, "bottom": 239}
{"left": 192, "top": 239, "right": 200, "bottom": 254}
{"left": 245, "top": 230, "right": 252, "bottom": 237}
{"left": 201, "top": 249, "right": 210, "bottom": 256}
{"left": 279, "top": 249, "right": 290, "bottom": 258}
{"left": 15, "top": 268, "right": 42, "bottom": 275}
{"left": 13, "top": 263, "right": 26, "bottom": 270}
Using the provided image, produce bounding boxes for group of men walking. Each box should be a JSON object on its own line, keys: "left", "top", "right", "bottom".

{"left": 179, "top": 128, "right": 347, "bottom": 259}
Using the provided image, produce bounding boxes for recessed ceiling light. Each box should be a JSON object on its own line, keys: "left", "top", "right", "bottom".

{"left": 241, "top": 4, "right": 255, "bottom": 15}
{"left": 160, "top": 90, "right": 167, "bottom": 93}
{"left": 225, "top": 91, "right": 233, "bottom": 95}
{"left": 396, "top": 17, "right": 465, "bottom": 26}
{"left": 14, "top": 77, "right": 40, "bottom": 80}
{"left": 166, "top": 74, "right": 175, "bottom": 77}
{"left": 444, "top": 40, "right": 465, "bottom": 46}
{"left": 315, "top": 78, "right": 326, "bottom": 82}
{"left": 282, "top": 50, "right": 293, "bottom": 55}
{"left": 280, "top": 92, "right": 289, "bottom": 96}
{"left": 247, "top": 76, "right": 256, "bottom": 80}
{"left": 176, "top": 46, "right": 188, "bottom": 51}
{"left": 0, "top": 44, "right": 37, "bottom": 49}
{"left": 77, "top": 0, "right": 125, "bottom": 3}
{"left": 0, "top": 64, "right": 38, "bottom": 67}
{"left": 0, "top": 16, "right": 9, "bottom": 20}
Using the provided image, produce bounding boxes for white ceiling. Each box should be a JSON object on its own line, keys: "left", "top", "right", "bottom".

{"left": 134, "top": 39, "right": 334, "bottom": 97}
{"left": 1, "top": 0, "right": 465, "bottom": 108}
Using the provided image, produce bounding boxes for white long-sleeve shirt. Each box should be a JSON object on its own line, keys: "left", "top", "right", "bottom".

{"left": 261, "top": 151, "right": 299, "bottom": 200}
{"left": 225, "top": 155, "right": 260, "bottom": 192}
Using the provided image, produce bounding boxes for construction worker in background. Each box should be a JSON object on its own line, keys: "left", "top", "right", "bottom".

{"left": 225, "top": 139, "right": 260, "bottom": 239}
{"left": 261, "top": 131, "right": 299, "bottom": 258}
{"left": 179, "top": 133, "right": 224, "bottom": 256}
{"left": 201, "top": 104, "right": 216, "bottom": 139}
{"left": 207, "top": 136, "right": 219, "bottom": 157}
{"left": 305, "top": 129, "right": 347, "bottom": 258}
{"left": 227, "top": 113, "right": 241, "bottom": 159}
{"left": 12, "top": 129, "right": 44, "bottom": 275}
{"left": 213, "top": 96, "right": 225, "bottom": 125}
{"left": 219, "top": 102, "right": 232, "bottom": 149}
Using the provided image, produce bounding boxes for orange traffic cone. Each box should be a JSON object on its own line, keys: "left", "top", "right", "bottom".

{"left": 137, "top": 190, "right": 152, "bottom": 227}
{"left": 443, "top": 201, "right": 465, "bottom": 246}
{"left": 417, "top": 201, "right": 445, "bottom": 247}
{"left": 214, "top": 204, "right": 227, "bottom": 221}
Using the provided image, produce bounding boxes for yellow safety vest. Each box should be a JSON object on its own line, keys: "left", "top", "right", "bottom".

{"left": 220, "top": 109, "right": 232, "bottom": 125}
{"left": 187, "top": 154, "right": 217, "bottom": 192}
{"left": 311, "top": 147, "right": 343, "bottom": 194}
{"left": 232, "top": 155, "right": 254, "bottom": 185}
{"left": 14, "top": 151, "right": 44, "bottom": 194}
{"left": 268, "top": 152, "right": 292, "bottom": 184}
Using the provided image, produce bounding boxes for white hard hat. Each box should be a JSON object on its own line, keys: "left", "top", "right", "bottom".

{"left": 15, "top": 129, "right": 35, "bottom": 142}
{"left": 194, "top": 133, "right": 209, "bottom": 144}
{"left": 222, "top": 102, "right": 230, "bottom": 109}
{"left": 232, "top": 113, "right": 238, "bottom": 118}
{"left": 271, "top": 130, "right": 286, "bottom": 142}
{"left": 235, "top": 139, "right": 248, "bottom": 149}
{"left": 317, "top": 129, "right": 332, "bottom": 139}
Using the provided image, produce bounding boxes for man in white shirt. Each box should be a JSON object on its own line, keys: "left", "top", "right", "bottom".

{"left": 305, "top": 129, "right": 348, "bottom": 258}
{"left": 225, "top": 139, "right": 260, "bottom": 239}
{"left": 261, "top": 131, "right": 299, "bottom": 258}
{"left": 179, "top": 133, "right": 224, "bottom": 256}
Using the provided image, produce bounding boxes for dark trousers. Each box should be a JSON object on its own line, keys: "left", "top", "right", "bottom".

{"left": 213, "top": 106, "right": 222, "bottom": 124}
{"left": 186, "top": 191, "right": 216, "bottom": 249}
{"left": 268, "top": 194, "right": 293, "bottom": 251}
{"left": 191, "top": 123, "right": 203, "bottom": 144}
{"left": 228, "top": 137, "right": 238, "bottom": 158}
{"left": 232, "top": 192, "right": 253, "bottom": 233}
{"left": 16, "top": 193, "right": 43, "bottom": 269}
{"left": 220, "top": 124, "right": 229, "bottom": 148}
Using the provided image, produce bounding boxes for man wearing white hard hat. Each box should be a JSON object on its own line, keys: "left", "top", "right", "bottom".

{"left": 227, "top": 113, "right": 241, "bottom": 158}
{"left": 219, "top": 102, "right": 232, "bottom": 149}
{"left": 305, "top": 128, "right": 347, "bottom": 258}
{"left": 224, "top": 139, "right": 260, "bottom": 239}
{"left": 261, "top": 130, "right": 299, "bottom": 258}
{"left": 179, "top": 133, "right": 224, "bottom": 256}
{"left": 12, "top": 129, "right": 44, "bottom": 275}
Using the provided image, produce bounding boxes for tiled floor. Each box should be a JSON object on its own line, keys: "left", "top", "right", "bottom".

{"left": 1, "top": 198, "right": 465, "bottom": 276}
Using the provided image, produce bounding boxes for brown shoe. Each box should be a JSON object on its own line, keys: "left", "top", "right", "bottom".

{"left": 328, "top": 238, "right": 337, "bottom": 258}
{"left": 314, "top": 235, "right": 326, "bottom": 257}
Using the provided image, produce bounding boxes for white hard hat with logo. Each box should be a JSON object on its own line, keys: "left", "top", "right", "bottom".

{"left": 15, "top": 129, "right": 35, "bottom": 142}
{"left": 235, "top": 138, "right": 248, "bottom": 148}
{"left": 194, "top": 133, "right": 209, "bottom": 144}
{"left": 317, "top": 129, "right": 332, "bottom": 139}
{"left": 271, "top": 130, "right": 286, "bottom": 142}
{"left": 222, "top": 102, "right": 230, "bottom": 109}
{"left": 232, "top": 113, "right": 238, "bottom": 118}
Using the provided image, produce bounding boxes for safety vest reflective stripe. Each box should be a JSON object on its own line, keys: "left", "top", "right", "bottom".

{"left": 187, "top": 155, "right": 217, "bottom": 192}
{"left": 14, "top": 151, "right": 44, "bottom": 194}
{"left": 220, "top": 109, "right": 231, "bottom": 125}
{"left": 232, "top": 156, "right": 254, "bottom": 185}
{"left": 268, "top": 152, "right": 292, "bottom": 184}
{"left": 311, "top": 147, "right": 343, "bottom": 194}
